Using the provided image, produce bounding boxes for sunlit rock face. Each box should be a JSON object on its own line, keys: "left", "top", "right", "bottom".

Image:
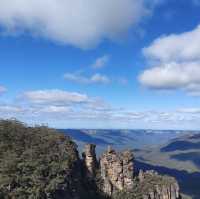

{"left": 0, "top": 121, "right": 182, "bottom": 199}
{"left": 99, "top": 146, "right": 135, "bottom": 195}
{"left": 82, "top": 144, "right": 181, "bottom": 199}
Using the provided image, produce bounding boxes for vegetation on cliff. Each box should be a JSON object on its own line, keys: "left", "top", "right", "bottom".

{"left": 0, "top": 120, "right": 181, "bottom": 199}
{"left": 0, "top": 120, "right": 83, "bottom": 198}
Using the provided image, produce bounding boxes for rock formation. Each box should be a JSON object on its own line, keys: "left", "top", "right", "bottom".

{"left": 100, "top": 146, "right": 134, "bottom": 195}
{"left": 138, "top": 170, "right": 180, "bottom": 199}
{"left": 82, "top": 144, "right": 181, "bottom": 199}
{"left": 82, "top": 144, "right": 98, "bottom": 177}
{"left": 0, "top": 120, "right": 182, "bottom": 199}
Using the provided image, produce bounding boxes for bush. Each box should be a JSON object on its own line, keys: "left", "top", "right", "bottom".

{"left": 0, "top": 120, "right": 79, "bottom": 198}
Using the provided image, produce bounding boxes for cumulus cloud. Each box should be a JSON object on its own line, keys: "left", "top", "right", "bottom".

{"left": 12, "top": 89, "right": 116, "bottom": 123}
{"left": 139, "top": 62, "right": 200, "bottom": 90}
{"left": 90, "top": 74, "right": 110, "bottom": 84}
{"left": 92, "top": 55, "right": 110, "bottom": 69}
{"left": 143, "top": 25, "right": 200, "bottom": 62}
{"left": 139, "top": 24, "right": 200, "bottom": 95}
{"left": 64, "top": 73, "right": 110, "bottom": 84}
{"left": 0, "top": 86, "right": 7, "bottom": 95}
{"left": 21, "top": 89, "right": 89, "bottom": 105}
{"left": 35, "top": 105, "right": 72, "bottom": 113}
{"left": 0, "top": 0, "right": 156, "bottom": 48}
{"left": 20, "top": 89, "right": 112, "bottom": 114}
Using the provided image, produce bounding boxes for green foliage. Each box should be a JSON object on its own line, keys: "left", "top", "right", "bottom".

{"left": 112, "top": 186, "right": 143, "bottom": 199}
{"left": 0, "top": 119, "right": 180, "bottom": 199}
{"left": 0, "top": 119, "right": 79, "bottom": 198}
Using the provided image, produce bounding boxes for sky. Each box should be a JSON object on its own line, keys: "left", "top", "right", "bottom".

{"left": 1, "top": 0, "right": 200, "bottom": 129}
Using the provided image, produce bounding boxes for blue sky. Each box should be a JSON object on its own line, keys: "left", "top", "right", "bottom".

{"left": 1, "top": 0, "right": 200, "bottom": 129}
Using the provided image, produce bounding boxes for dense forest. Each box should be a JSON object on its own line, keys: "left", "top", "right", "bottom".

{"left": 0, "top": 120, "right": 91, "bottom": 198}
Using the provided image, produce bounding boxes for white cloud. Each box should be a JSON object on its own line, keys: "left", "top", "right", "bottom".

{"left": 90, "top": 73, "right": 110, "bottom": 84}
{"left": 0, "top": 105, "right": 24, "bottom": 113}
{"left": 22, "top": 89, "right": 89, "bottom": 105}
{"left": 143, "top": 25, "right": 200, "bottom": 62}
{"left": 20, "top": 89, "right": 112, "bottom": 115}
{"left": 1, "top": 88, "right": 200, "bottom": 129}
{"left": 64, "top": 73, "right": 110, "bottom": 84}
{"left": 139, "top": 62, "right": 200, "bottom": 91}
{"left": 139, "top": 24, "right": 200, "bottom": 95}
{"left": 92, "top": 55, "right": 110, "bottom": 69}
{"left": 38, "top": 105, "right": 72, "bottom": 113}
{"left": 0, "top": 86, "right": 7, "bottom": 94}
{"left": 0, "top": 0, "right": 156, "bottom": 49}
{"left": 14, "top": 89, "right": 117, "bottom": 123}
{"left": 178, "top": 108, "right": 200, "bottom": 114}
{"left": 1, "top": 96, "right": 200, "bottom": 129}
{"left": 63, "top": 73, "right": 90, "bottom": 84}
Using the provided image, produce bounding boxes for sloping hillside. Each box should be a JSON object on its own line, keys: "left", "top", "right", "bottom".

{"left": 134, "top": 133, "right": 200, "bottom": 199}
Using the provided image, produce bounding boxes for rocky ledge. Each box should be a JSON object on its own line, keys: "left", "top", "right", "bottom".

{"left": 82, "top": 144, "right": 181, "bottom": 199}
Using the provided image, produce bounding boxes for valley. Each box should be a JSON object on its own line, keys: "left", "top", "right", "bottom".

{"left": 61, "top": 129, "right": 200, "bottom": 199}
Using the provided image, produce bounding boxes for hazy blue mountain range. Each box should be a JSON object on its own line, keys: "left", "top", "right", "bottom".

{"left": 59, "top": 129, "right": 200, "bottom": 198}
{"left": 134, "top": 133, "right": 200, "bottom": 199}
{"left": 59, "top": 129, "right": 189, "bottom": 155}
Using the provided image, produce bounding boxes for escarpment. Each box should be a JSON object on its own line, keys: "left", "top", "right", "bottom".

{"left": 138, "top": 170, "right": 180, "bottom": 199}
{"left": 82, "top": 144, "right": 181, "bottom": 199}
{"left": 0, "top": 120, "right": 182, "bottom": 199}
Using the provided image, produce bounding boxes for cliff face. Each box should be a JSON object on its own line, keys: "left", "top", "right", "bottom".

{"left": 83, "top": 144, "right": 181, "bottom": 199}
{"left": 138, "top": 170, "right": 180, "bottom": 199}
{"left": 0, "top": 120, "right": 89, "bottom": 199}
{"left": 0, "top": 120, "right": 182, "bottom": 199}
{"left": 82, "top": 144, "right": 98, "bottom": 177}
{"left": 100, "top": 147, "right": 134, "bottom": 195}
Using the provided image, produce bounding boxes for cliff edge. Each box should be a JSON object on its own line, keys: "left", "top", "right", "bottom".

{"left": 83, "top": 144, "right": 181, "bottom": 199}
{"left": 0, "top": 120, "right": 182, "bottom": 199}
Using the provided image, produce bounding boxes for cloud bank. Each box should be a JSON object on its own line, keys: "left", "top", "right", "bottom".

{"left": 139, "top": 24, "right": 200, "bottom": 95}
{"left": 1, "top": 88, "right": 200, "bottom": 129}
{"left": 0, "top": 0, "right": 156, "bottom": 48}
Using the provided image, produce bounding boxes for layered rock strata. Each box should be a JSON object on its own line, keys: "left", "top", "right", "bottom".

{"left": 138, "top": 170, "right": 180, "bottom": 199}
{"left": 82, "top": 144, "right": 181, "bottom": 199}
{"left": 99, "top": 146, "right": 134, "bottom": 195}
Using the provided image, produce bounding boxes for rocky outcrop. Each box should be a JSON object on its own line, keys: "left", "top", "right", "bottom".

{"left": 82, "top": 144, "right": 181, "bottom": 199}
{"left": 138, "top": 170, "right": 180, "bottom": 199}
{"left": 82, "top": 144, "right": 97, "bottom": 177}
{"left": 100, "top": 146, "right": 134, "bottom": 196}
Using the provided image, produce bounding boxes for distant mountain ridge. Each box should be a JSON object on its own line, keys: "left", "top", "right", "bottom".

{"left": 134, "top": 133, "right": 200, "bottom": 199}
{"left": 59, "top": 129, "right": 200, "bottom": 198}
{"left": 59, "top": 129, "right": 186, "bottom": 154}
